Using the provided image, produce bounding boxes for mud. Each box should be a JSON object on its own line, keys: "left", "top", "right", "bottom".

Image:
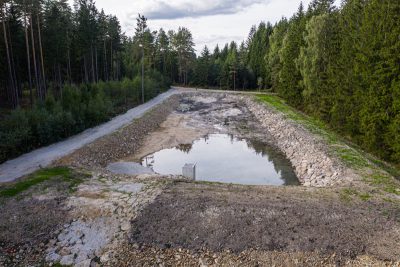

{"left": 130, "top": 182, "right": 400, "bottom": 264}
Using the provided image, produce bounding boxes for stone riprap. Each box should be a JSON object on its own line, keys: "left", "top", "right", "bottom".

{"left": 244, "top": 96, "right": 357, "bottom": 187}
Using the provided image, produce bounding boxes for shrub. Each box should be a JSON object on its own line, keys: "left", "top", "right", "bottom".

{"left": 0, "top": 76, "right": 170, "bottom": 164}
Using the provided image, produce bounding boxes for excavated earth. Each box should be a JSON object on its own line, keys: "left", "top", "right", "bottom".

{"left": 1, "top": 90, "right": 400, "bottom": 267}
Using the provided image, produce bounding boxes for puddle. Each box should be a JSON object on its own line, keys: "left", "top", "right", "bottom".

{"left": 141, "top": 134, "right": 299, "bottom": 185}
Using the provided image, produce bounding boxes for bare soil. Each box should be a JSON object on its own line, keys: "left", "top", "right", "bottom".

{"left": 1, "top": 90, "right": 400, "bottom": 267}
{"left": 128, "top": 181, "right": 400, "bottom": 265}
{"left": 0, "top": 171, "right": 80, "bottom": 266}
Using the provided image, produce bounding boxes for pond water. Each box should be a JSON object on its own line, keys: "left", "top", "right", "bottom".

{"left": 141, "top": 134, "right": 299, "bottom": 186}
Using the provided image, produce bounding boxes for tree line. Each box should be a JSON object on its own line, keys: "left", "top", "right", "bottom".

{"left": 2, "top": 0, "right": 399, "bottom": 166}
{"left": 0, "top": 0, "right": 196, "bottom": 163}
{"left": 189, "top": 0, "right": 400, "bottom": 165}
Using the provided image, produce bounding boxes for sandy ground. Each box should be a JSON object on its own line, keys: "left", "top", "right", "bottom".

{"left": 126, "top": 113, "right": 210, "bottom": 162}
{"left": 1, "top": 90, "right": 399, "bottom": 267}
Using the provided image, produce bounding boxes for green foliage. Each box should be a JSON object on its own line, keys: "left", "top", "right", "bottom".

{"left": 0, "top": 77, "right": 168, "bottom": 163}
{"left": 298, "top": 13, "right": 339, "bottom": 120}
{"left": 0, "top": 167, "right": 78, "bottom": 198}
{"left": 247, "top": 22, "right": 273, "bottom": 87}
{"left": 266, "top": 18, "right": 289, "bottom": 92}
{"left": 278, "top": 4, "right": 306, "bottom": 107}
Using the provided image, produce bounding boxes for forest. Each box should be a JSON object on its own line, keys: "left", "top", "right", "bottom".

{"left": 1, "top": 0, "right": 400, "bottom": 166}
{"left": 0, "top": 0, "right": 196, "bottom": 163}
{"left": 188, "top": 0, "right": 400, "bottom": 165}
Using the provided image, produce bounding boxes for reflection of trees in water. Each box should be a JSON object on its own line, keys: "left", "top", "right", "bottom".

{"left": 246, "top": 138, "right": 299, "bottom": 185}
{"left": 177, "top": 144, "right": 193, "bottom": 154}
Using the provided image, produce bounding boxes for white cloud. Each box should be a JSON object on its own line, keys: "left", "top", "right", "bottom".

{"left": 127, "top": 0, "right": 268, "bottom": 20}
{"left": 69, "top": 0, "right": 341, "bottom": 53}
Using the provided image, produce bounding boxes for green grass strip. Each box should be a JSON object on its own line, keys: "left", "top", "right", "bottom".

{"left": 0, "top": 167, "right": 72, "bottom": 198}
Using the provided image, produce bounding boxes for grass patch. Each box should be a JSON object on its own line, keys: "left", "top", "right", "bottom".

{"left": 365, "top": 173, "right": 400, "bottom": 195}
{"left": 0, "top": 167, "right": 85, "bottom": 198}
{"left": 340, "top": 188, "right": 372, "bottom": 202}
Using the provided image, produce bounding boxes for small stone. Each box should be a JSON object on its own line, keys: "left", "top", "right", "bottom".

{"left": 120, "top": 222, "right": 130, "bottom": 231}
{"left": 46, "top": 252, "right": 61, "bottom": 262}
{"left": 59, "top": 254, "right": 75, "bottom": 266}
{"left": 75, "top": 259, "right": 92, "bottom": 267}
{"left": 59, "top": 247, "right": 71, "bottom": 256}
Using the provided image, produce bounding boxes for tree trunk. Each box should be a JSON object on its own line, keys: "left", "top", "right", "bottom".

{"left": 58, "top": 64, "right": 63, "bottom": 100}
{"left": 37, "top": 13, "right": 46, "bottom": 94}
{"left": 91, "top": 43, "right": 95, "bottom": 83}
{"left": 23, "top": 3, "right": 33, "bottom": 107}
{"left": 110, "top": 40, "right": 113, "bottom": 80}
{"left": 6, "top": 16, "right": 19, "bottom": 106}
{"left": 83, "top": 55, "right": 89, "bottom": 83}
{"left": 95, "top": 45, "right": 98, "bottom": 82}
{"left": 103, "top": 39, "right": 108, "bottom": 81}
{"left": 2, "top": 4, "right": 17, "bottom": 108}
{"left": 67, "top": 48, "right": 72, "bottom": 84}
{"left": 30, "top": 15, "right": 40, "bottom": 100}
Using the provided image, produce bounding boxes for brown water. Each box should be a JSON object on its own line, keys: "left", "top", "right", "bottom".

{"left": 141, "top": 134, "right": 299, "bottom": 186}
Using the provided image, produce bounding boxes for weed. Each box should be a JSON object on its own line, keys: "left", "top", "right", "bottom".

{"left": 0, "top": 167, "right": 86, "bottom": 198}
{"left": 340, "top": 188, "right": 372, "bottom": 202}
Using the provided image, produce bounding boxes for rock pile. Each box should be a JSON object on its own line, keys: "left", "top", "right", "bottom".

{"left": 45, "top": 175, "right": 164, "bottom": 266}
{"left": 244, "top": 96, "right": 355, "bottom": 187}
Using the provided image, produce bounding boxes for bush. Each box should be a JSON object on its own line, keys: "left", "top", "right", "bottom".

{"left": 0, "top": 75, "right": 170, "bottom": 164}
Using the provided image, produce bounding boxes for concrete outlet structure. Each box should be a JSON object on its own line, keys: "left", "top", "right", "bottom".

{"left": 183, "top": 163, "right": 196, "bottom": 180}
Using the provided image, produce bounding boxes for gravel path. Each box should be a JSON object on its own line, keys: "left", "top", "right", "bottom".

{"left": 0, "top": 89, "right": 178, "bottom": 183}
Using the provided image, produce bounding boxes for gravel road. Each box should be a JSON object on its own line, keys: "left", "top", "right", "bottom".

{"left": 0, "top": 89, "right": 178, "bottom": 183}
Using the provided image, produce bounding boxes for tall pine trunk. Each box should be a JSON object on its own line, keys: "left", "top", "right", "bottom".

{"left": 30, "top": 15, "right": 40, "bottom": 100}
{"left": 110, "top": 40, "right": 113, "bottom": 80}
{"left": 37, "top": 13, "right": 46, "bottom": 94}
{"left": 95, "top": 45, "right": 98, "bottom": 82}
{"left": 67, "top": 48, "right": 72, "bottom": 84}
{"left": 90, "top": 43, "right": 95, "bottom": 83}
{"left": 103, "top": 39, "right": 108, "bottom": 81}
{"left": 23, "top": 4, "right": 33, "bottom": 107}
{"left": 7, "top": 16, "right": 19, "bottom": 106}
{"left": 2, "top": 4, "right": 17, "bottom": 108}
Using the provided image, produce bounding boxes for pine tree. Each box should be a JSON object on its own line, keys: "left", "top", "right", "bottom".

{"left": 266, "top": 18, "right": 289, "bottom": 92}
{"left": 297, "top": 12, "right": 340, "bottom": 120}
{"left": 278, "top": 3, "right": 306, "bottom": 107}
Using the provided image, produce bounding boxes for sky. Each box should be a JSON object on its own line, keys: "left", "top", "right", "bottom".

{"left": 68, "top": 0, "right": 340, "bottom": 53}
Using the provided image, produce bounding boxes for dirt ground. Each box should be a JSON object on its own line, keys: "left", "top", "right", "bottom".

{"left": 0, "top": 170, "right": 81, "bottom": 266}
{"left": 1, "top": 90, "right": 400, "bottom": 267}
{"left": 126, "top": 182, "right": 400, "bottom": 266}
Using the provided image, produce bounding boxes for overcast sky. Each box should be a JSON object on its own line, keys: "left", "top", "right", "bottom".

{"left": 69, "top": 0, "right": 340, "bottom": 53}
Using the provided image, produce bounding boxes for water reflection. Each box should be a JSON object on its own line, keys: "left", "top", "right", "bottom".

{"left": 141, "top": 134, "right": 299, "bottom": 186}
{"left": 177, "top": 144, "right": 193, "bottom": 154}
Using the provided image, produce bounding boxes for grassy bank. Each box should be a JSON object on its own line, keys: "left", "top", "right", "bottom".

{"left": 257, "top": 94, "right": 400, "bottom": 196}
